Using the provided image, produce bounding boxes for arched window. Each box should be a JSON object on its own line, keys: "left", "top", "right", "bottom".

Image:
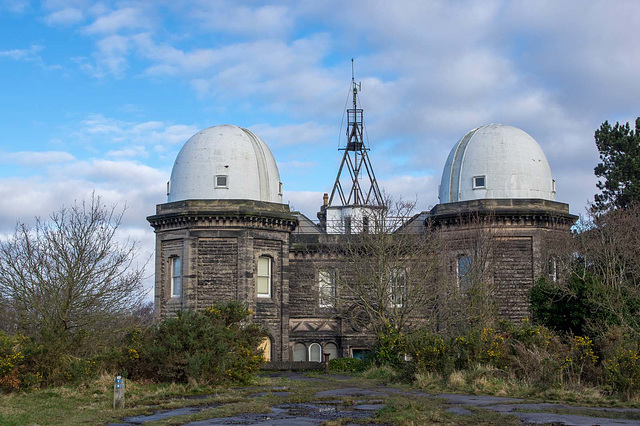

{"left": 257, "top": 256, "right": 271, "bottom": 298}
{"left": 170, "top": 256, "right": 182, "bottom": 298}
{"left": 293, "top": 343, "right": 306, "bottom": 362}
{"left": 318, "top": 268, "right": 336, "bottom": 307}
{"left": 258, "top": 337, "right": 271, "bottom": 361}
{"left": 324, "top": 343, "right": 338, "bottom": 360}
{"left": 309, "top": 343, "right": 322, "bottom": 362}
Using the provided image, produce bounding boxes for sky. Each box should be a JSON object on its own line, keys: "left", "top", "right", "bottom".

{"left": 1, "top": 0, "right": 639, "bottom": 295}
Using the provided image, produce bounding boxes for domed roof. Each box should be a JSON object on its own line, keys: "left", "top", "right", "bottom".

{"left": 167, "top": 125, "right": 283, "bottom": 203}
{"left": 439, "top": 124, "right": 555, "bottom": 203}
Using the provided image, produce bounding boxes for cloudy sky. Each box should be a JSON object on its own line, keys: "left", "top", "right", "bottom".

{"left": 1, "top": 0, "right": 639, "bottom": 293}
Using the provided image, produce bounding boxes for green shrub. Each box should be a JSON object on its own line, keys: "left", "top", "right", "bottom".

{"left": 603, "top": 334, "right": 640, "bottom": 399}
{"left": 122, "top": 301, "right": 267, "bottom": 385}
{"left": 562, "top": 335, "right": 599, "bottom": 387}
{"left": 329, "top": 357, "right": 368, "bottom": 373}
{"left": 453, "top": 327, "right": 508, "bottom": 370}
{"left": 404, "top": 330, "right": 451, "bottom": 375}
{"left": 0, "top": 332, "right": 55, "bottom": 392}
{"left": 362, "top": 365, "right": 398, "bottom": 383}
{"left": 373, "top": 325, "right": 406, "bottom": 367}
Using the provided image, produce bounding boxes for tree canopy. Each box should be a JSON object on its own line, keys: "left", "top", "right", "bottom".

{"left": 593, "top": 118, "right": 640, "bottom": 212}
{"left": 0, "top": 196, "right": 146, "bottom": 346}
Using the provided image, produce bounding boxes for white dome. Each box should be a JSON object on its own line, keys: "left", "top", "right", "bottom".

{"left": 439, "top": 124, "right": 555, "bottom": 203}
{"left": 168, "top": 125, "right": 283, "bottom": 203}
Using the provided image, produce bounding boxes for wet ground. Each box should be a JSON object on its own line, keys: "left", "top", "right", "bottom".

{"left": 109, "top": 373, "right": 640, "bottom": 425}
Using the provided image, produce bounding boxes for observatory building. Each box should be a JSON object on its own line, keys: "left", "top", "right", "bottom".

{"left": 148, "top": 97, "right": 576, "bottom": 363}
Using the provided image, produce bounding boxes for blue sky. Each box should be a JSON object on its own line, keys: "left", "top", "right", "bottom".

{"left": 2, "top": 0, "right": 640, "bottom": 293}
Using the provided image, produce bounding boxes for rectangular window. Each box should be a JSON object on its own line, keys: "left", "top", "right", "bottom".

{"left": 390, "top": 268, "right": 407, "bottom": 307}
{"left": 457, "top": 256, "right": 472, "bottom": 291}
{"left": 318, "top": 269, "right": 336, "bottom": 307}
{"left": 170, "top": 256, "right": 182, "bottom": 298}
{"left": 257, "top": 256, "right": 271, "bottom": 298}
{"left": 344, "top": 216, "right": 352, "bottom": 234}
{"left": 215, "top": 175, "right": 228, "bottom": 188}
{"left": 473, "top": 175, "right": 486, "bottom": 189}
{"left": 362, "top": 216, "right": 369, "bottom": 234}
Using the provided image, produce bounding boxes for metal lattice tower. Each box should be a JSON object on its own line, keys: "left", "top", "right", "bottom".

{"left": 328, "top": 61, "right": 384, "bottom": 209}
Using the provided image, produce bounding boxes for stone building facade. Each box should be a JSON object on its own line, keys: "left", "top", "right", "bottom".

{"left": 148, "top": 123, "right": 577, "bottom": 362}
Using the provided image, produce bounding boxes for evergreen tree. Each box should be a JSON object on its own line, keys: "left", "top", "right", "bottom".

{"left": 593, "top": 118, "right": 640, "bottom": 212}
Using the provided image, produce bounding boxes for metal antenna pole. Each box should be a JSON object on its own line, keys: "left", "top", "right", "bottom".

{"left": 327, "top": 60, "right": 383, "bottom": 209}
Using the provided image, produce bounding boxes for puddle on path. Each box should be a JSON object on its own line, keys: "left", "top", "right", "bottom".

{"left": 110, "top": 398, "right": 386, "bottom": 425}
{"left": 109, "top": 405, "right": 218, "bottom": 425}
{"left": 183, "top": 402, "right": 386, "bottom": 425}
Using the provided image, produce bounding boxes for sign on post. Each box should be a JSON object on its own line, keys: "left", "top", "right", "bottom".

{"left": 114, "top": 375, "right": 125, "bottom": 409}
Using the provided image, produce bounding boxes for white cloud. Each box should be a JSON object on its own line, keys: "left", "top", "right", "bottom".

{"left": 0, "top": 44, "right": 43, "bottom": 61}
{"left": 284, "top": 190, "right": 323, "bottom": 219}
{"left": 83, "top": 6, "right": 152, "bottom": 35}
{"left": 73, "top": 114, "right": 198, "bottom": 154}
{"left": 187, "top": 2, "right": 294, "bottom": 38}
{"left": 2, "top": 150, "right": 75, "bottom": 165}
{"left": 106, "top": 146, "right": 148, "bottom": 159}
{"left": 44, "top": 7, "right": 84, "bottom": 25}
{"left": 0, "top": 159, "right": 166, "bottom": 232}
{"left": 379, "top": 175, "right": 439, "bottom": 213}
{"left": 251, "top": 122, "right": 334, "bottom": 148}
{"left": 1, "top": 0, "right": 29, "bottom": 13}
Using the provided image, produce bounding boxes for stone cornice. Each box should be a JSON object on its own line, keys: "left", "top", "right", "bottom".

{"left": 427, "top": 199, "right": 578, "bottom": 229}
{"left": 147, "top": 199, "right": 298, "bottom": 232}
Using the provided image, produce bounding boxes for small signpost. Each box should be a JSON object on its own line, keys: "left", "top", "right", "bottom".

{"left": 323, "top": 352, "right": 331, "bottom": 374}
{"left": 114, "top": 375, "right": 125, "bottom": 409}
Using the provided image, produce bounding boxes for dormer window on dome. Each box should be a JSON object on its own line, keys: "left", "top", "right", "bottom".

{"left": 473, "top": 175, "right": 486, "bottom": 189}
{"left": 215, "top": 175, "right": 228, "bottom": 189}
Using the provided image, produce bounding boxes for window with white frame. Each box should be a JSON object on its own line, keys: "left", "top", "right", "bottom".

{"left": 215, "top": 175, "right": 228, "bottom": 188}
{"left": 390, "top": 267, "right": 407, "bottom": 307}
{"left": 309, "top": 343, "right": 322, "bottom": 362}
{"left": 170, "top": 256, "right": 182, "bottom": 298}
{"left": 473, "top": 175, "right": 486, "bottom": 189}
{"left": 457, "top": 255, "right": 472, "bottom": 291}
{"left": 257, "top": 256, "right": 271, "bottom": 298}
{"left": 318, "top": 268, "right": 336, "bottom": 307}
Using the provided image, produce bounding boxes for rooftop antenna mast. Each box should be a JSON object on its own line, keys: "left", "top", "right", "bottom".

{"left": 328, "top": 59, "right": 384, "bottom": 208}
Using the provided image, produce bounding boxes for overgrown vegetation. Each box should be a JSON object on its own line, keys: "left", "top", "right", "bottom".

{"left": 119, "top": 302, "right": 266, "bottom": 385}
{"left": 353, "top": 318, "right": 640, "bottom": 400}
{"left": 0, "top": 301, "right": 266, "bottom": 392}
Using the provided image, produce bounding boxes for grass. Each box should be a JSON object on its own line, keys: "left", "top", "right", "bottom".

{"left": 2, "top": 367, "right": 640, "bottom": 425}
{"left": 515, "top": 406, "right": 640, "bottom": 422}
{"left": 413, "top": 364, "right": 640, "bottom": 409}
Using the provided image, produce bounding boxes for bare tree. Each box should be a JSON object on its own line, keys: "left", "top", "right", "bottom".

{"left": 429, "top": 211, "right": 503, "bottom": 334}
{"left": 571, "top": 205, "right": 640, "bottom": 333}
{"left": 333, "top": 197, "right": 444, "bottom": 337}
{"left": 0, "top": 195, "right": 146, "bottom": 346}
